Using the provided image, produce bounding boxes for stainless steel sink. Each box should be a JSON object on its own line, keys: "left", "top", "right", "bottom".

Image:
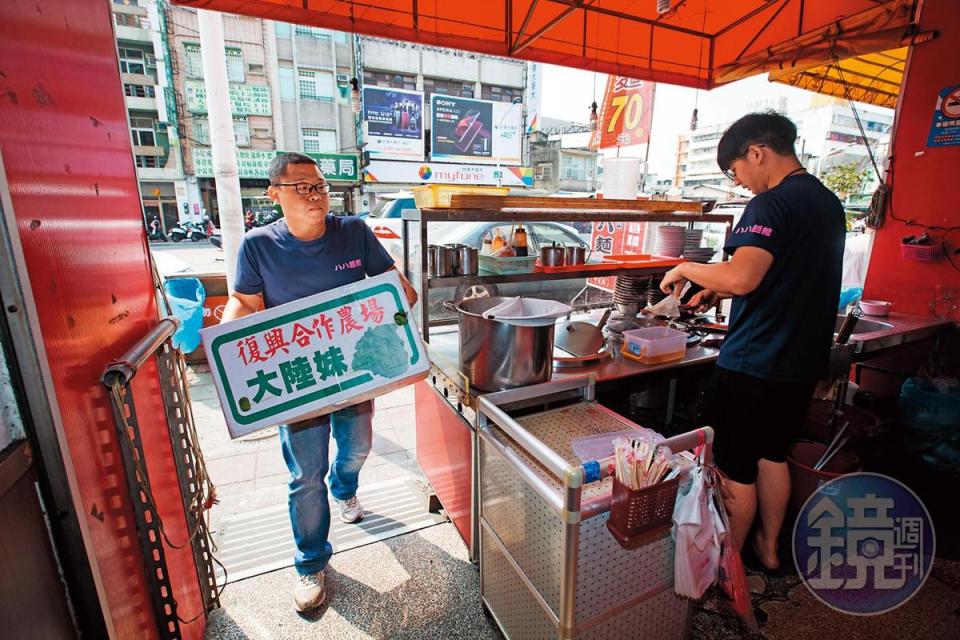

{"left": 834, "top": 315, "right": 893, "bottom": 335}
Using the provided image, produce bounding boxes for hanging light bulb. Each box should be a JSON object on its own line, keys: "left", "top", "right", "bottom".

{"left": 350, "top": 77, "right": 362, "bottom": 114}
{"left": 589, "top": 101, "right": 599, "bottom": 131}
{"left": 657, "top": 0, "right": 671, "bottom": 14}
{"left": 690, "top": 107, "right": 698, "bottom": 131}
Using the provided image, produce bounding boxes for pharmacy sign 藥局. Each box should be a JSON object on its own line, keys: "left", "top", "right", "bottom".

{"left": 201, "top": 271, "right": 429, "bottom": 438}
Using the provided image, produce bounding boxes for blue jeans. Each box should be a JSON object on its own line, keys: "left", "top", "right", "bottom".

{"left": 279, "top": 400, "right": 374, "bottom": 575}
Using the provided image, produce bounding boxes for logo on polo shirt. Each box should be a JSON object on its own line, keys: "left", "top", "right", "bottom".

{"left": 334, "top": 258, "right": 362, "bottom": 271}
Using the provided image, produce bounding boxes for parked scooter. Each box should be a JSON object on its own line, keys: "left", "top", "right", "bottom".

{"left": 168, "top": 221, "right": 187, "bottom": 242}
{"left": 147, "top": 216, "right": 166, "bottom": 242}
{"left": 184, "top": 221, "right": 208, "bottom": 242}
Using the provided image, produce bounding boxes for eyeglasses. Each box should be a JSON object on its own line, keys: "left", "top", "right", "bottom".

{"left": 272, "top": 182, "right": 331, "bottom": 196}
{"left": 722, "top": 144, "right": 766, "bottom": 181}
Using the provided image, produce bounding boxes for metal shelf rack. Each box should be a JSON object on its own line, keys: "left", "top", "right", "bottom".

{"left": 400, "top": 205, "right": 735, "bottom": 341}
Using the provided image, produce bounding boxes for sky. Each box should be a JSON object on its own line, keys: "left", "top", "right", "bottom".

{"left": 539, "top": 64, "right": 829, "bottom": 178}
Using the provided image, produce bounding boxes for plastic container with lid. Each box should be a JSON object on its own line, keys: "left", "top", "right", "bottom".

{"left": 621, "top": 326, "right": 687, "bottom": 364}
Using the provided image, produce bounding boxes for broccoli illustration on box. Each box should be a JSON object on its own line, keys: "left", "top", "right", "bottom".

{"left": 351, "top": 324, "right": 409, "bottom": 378}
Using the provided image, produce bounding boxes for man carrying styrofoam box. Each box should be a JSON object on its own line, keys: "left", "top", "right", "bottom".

{"left": 201, "top": 152, "right": 424, "bottom": 614}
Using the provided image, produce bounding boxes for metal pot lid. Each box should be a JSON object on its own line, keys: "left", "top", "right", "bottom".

{"left": 555, "top": 321, "right": 605, "bottom": 357}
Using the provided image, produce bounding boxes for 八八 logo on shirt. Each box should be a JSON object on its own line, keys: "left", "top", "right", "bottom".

{"left": 335, "top": 258, "right": 362, "bottom": 271}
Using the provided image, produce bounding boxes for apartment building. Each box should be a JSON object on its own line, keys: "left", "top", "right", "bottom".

{"left": 357, "top": 37, "right": 532, "bottom": 203}
{"left": 111, "top": 0, "right": 188, "bottom": 233}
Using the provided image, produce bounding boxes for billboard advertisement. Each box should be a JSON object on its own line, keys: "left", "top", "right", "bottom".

{"left": 363, "top": 86, "right": 424, "bottom": 160}
{"left": 431, "top": 95, "right": 523, "bottom": 165}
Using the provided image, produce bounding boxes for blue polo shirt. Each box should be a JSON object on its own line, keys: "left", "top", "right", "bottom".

{"left": 717, "top": 173, "right": 845, "bottom": 383}
{"left": 234, "top": 215, "right": 394, "bottom": 309}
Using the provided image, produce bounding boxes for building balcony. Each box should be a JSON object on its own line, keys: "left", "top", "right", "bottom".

{"left": 115, "top": 25, "right": 152, "bottom": 43}
{"left": 133, "top": 145, "right": 166, "bottom": 157}
{"left": 137, "top": 167, "right": 183, "bottom": 182}
{"left": 125, "top": 95, "right": 158, "bottom": 112}
{"left": 557, "top": 178, "right": 596, "bottom": 192}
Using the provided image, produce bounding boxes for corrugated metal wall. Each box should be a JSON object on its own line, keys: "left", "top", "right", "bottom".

{"left": 0, "top": 1, "right": 203, "bottom": 637}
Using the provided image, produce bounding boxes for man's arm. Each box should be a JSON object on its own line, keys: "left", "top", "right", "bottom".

{"left": 660, "top": 246, "right": 774, "bottom": 297}
{"left": 220, "top": 291, "right": 263, "bottom": 323}
{"left": 389, "top": 265, "right": 418, "bottom": 307}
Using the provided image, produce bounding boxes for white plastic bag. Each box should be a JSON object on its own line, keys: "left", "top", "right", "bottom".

{"left": 673, "top": 464, "right": 726, "bottom": 599}
{"left": 481, "top": 297, "right": 572, "bottom": 326}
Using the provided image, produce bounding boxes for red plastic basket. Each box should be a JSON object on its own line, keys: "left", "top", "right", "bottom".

{"left": 606, "top": 476, "right": 680, "bottom": 549}
{"left": 900, "top": 242, "right": 941, "bottom": 262}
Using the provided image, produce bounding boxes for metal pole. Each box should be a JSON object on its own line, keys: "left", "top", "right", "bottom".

{"left": 197, "top": 9, "right": 244, "bottom": 292}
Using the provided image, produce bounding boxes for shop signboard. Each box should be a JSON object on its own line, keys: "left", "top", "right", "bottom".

{"left": 590, "top": 76, "right": 655, "bottom": 150}
{"left": 363, "top": 160, "right": 533, "bottom": 187}
{"left": 185, "top": 79, "right": 272, "bottom": 116}
{"left": 192, "top": 148, "right": 274, "bottom": 179}
{"left": 201, "top": 271, "right": 429, "bottom": 439}
{"left": 362, "top": 86, "right": 425, "bottom": 160}
{"left": 587, "top": 221, "right": 649, "bottom": 292}
{"left": 192, "top": 149, "right": 360, "bottom": 182}
{"left": 305, "top": 152, "right": 360, "bottom": 182}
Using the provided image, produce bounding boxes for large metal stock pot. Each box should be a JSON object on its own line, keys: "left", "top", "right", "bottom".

{"left": 446, "top": 297, "right": 555, "bottom": 391}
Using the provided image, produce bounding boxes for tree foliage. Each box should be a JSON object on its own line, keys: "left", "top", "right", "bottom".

{"left": 822, "top": 163, "right": 870, "bottom": 198}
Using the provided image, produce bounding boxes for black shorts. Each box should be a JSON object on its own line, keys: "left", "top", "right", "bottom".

{"left": 702, "top": 367, "right": 816, "bottom": 484}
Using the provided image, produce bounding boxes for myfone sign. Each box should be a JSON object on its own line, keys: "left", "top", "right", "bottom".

{"left": 363, "top": 160, "right": 533, "bottom": 187}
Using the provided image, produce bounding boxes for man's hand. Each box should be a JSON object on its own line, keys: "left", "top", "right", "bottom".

{"left": 688, "top": 288, "right": 720, "bottom": 312}
{"left": 390, "top": 266, "right": 418, "bottom": 307}
{"left": 659, "top": 264, "right": 687, "bottom": 296}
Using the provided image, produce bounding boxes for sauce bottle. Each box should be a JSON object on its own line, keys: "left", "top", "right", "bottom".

{"left": 513, "top": 225, "right": 528, "bottom": 257}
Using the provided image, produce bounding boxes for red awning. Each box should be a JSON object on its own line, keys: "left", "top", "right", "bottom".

{"left": 178, "top": 0, "right": 921, "bottom": 89}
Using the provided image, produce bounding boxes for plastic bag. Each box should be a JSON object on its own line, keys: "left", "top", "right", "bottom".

{"left": 673, "top": 464, "right": 725, "bottom": 599}
{"left": 838, "top": 286, "right": 863, "bottom": 311}
{"left": 163, "top": 277, "right": 206, "bottom": 353}
{"left": 481, "top": 297, "right": 571, "bottom": 326}
{"left": 713, "top": 476, "right": 760, "bottom": 633}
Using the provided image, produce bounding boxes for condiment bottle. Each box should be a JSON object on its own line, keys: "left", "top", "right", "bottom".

{"left": 480, "top": 233, "right": 493, "bottom": 256}
{"left": 513, "top": 225, "right": 528, "bottom": 257}
{"left": 492, "top": 230, "right": 506, "bottom": 253}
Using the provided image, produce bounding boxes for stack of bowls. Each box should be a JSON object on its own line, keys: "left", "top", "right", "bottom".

{"left": 655, "top": 225, "right": 687, "bottom": 257}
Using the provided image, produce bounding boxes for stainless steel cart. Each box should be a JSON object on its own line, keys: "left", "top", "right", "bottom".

{"left": 476, "top": 376, "right": 713, "bottom": 639}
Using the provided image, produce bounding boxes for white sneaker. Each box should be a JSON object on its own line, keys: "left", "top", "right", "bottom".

{"left": 337, "top": 496, "right": 364, "bottom": 523}
{"left": 293, "top": 571, "right": 326, "bottom": 612}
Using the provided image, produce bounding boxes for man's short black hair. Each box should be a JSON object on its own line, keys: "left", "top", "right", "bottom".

{"left": 717, "top": 112, "right": 798, "bottom": 172}
{"left": 269, "top": 152, "right": 318, "bottom": 184}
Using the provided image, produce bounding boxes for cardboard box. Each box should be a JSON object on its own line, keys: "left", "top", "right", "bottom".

{"left": 201, "top": 270, "right": 429, "bottom": 438}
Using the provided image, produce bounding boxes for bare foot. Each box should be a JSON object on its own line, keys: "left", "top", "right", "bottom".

{"left": 753, "top": 530, "right": 780, "bottom": 570}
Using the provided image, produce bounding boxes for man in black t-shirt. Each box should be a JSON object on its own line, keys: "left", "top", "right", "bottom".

{"left": 660, "top": 113, "right": 844, "bottom": 573}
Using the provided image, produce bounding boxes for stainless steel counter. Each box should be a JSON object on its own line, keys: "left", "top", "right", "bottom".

{"left": 849, "top": 311, "right": 951, "bottom": 355}
{"left": 426, "top": 326, "right": 719, "bottom": 407}
{"left": 425, "top": 309, "right": 950, "bottom": 401}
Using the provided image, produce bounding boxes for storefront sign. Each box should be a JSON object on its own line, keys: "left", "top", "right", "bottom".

{"left": 306, "top": 152, "right": 360, "bottom": 182}
{"left": 201, "top": 271, "right": 429, "bottom": 438}
{"left": 363, "top": 87, "right": 425, "bottom": 160}
{"left": 587, "top": 221, "right": 648, "bottom": 291}
{"left": 590, "top": 77, "right": 655, "bottom": 150}
{"left": 364, "top": 160, "right": 533, "bottom": 187}
{"left": 525, "top": 62, "right": 542, "bottom": 134}
{"left": 192, "top": 149, "right": 359, "bottom": 182}
{"left": 185, "top": 79, "right": 272, "bottom": 116}
{"left": 927, "top": 83, "right": 960, "bottom": 147}
{"left": 192, "top": 148, "right": 274, "bottom": 179}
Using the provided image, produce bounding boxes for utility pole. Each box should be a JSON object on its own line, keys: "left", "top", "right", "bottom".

{"left": 197, "top": 9, "right": 244, "bottom": 291}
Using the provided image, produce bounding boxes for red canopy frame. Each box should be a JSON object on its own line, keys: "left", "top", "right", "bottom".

{"left": 178, "top": 0, "right": 918, "bottom": 89}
